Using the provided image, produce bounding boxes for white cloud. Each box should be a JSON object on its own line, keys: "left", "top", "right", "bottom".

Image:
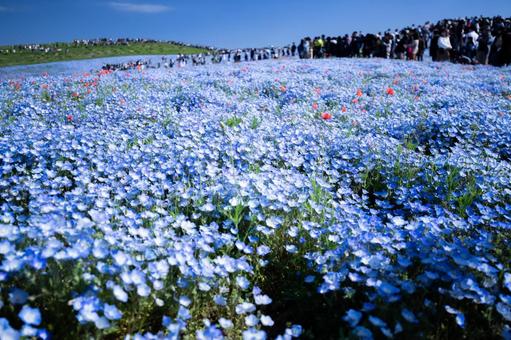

{"left": 108, "top": 2, "right": 171, "bottom": 14}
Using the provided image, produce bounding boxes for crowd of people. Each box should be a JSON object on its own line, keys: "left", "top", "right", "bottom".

{"left": 71, "top": 38, "right": 212, "bottom": 51}
{"left": 99, "top": 47, "right": 295, "bottom": 71}
{"left": 0, "top": 38, "right": 212, "bottom": 55}
{"left": 62, "top": 15, "right": 511, "bottom": 73}
{"left": 211, "top": 47, "right": 293, "bottom": 63}
{"left": 297, "top": 16, "right": 511, "bottom": 66}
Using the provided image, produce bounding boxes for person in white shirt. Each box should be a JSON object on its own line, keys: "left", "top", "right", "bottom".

{"left": 437, "top": 30, "right": 452, "bottom": 61}
{"left": 463, "top": 28, "right": 479, "bottom": 59}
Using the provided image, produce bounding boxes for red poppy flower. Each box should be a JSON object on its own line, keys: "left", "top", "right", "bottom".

{"left": 356, "top": 89, "right": 363, "bottom": 97}
{"left": 66, "top": 114, "right": 73, "bottom": 122}
{"left": 312, "top": 102, "right": 319, "bottom": 110}
{"left": 341, "top": 105, "right": 347, "bottom": 113}
{"left": 321, "top": 112, "right": 332, "bottom": 120}
{"left": 386, "top": 88, "right": 395, "bottom": 96}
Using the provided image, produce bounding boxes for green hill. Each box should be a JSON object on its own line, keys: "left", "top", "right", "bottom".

{"left": 0, "top": 41, "right": 211, "bottom": 67}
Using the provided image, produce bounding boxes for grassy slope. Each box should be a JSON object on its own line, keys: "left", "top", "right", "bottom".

{"left": 0, "top": 42, "right": 210, "bottom": 67}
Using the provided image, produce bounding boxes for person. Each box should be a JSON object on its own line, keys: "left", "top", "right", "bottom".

{"left": 476, "top": 27, "right": 491, "bottom": 64}
{"left": 501, "top": 28, "right": 511, "bottom": 66}
{"left": 291, "top": 43, "right": 297, "bottom": 57}
{"left": 408, "top": 33, "right": 420, "bottom": 60}
{"left": 303, "top": 38, "right": 312, "bottom": 59}
{"left": 437, "top": 29, "right": 452, "bottom": 62}
{"left": 489, "top": 26, "right": 503, "bottom": 66}
{"left": 297, "top": 40, "right": 304, "bottom": 59}
{"left": 430, "top": 30, "right": 440, "bottom": 61}
{"left": 313, "top": 36, "right": 324, "bottom": 58}
{"left": 350, "top": 32, "right": 362, "bottom": 57}
{"left": 395, "top": 33, "right": 406, "bottom": 60}
{"left": 463, "top": 27, "right": 479, "bottom": 60}
{"left": 417, "top": 34, "right": 425, "bottom": 61}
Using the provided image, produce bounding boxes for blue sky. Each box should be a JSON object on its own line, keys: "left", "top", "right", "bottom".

{"left": 0, "top": 0, "right": 510, "bottom": 48}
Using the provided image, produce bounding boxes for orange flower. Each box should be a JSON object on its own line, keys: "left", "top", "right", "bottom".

{"left": 321, "top": 112, "right": 332, "bottom": 120}
{"left": 356, "top": 89, "right": 363, "bottom": 97}
{"left": 386, "top": 87, "right": 395, "bottom": 96}
{"left": 280, "top": 85, "right": 287, "bottom": 92}
{"left": 341, "top": 105, "right": 347, "bottom": 113}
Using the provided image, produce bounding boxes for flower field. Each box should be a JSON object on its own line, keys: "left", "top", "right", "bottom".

{"left": 0, "top": 58, "right": 511, "bottom": 339}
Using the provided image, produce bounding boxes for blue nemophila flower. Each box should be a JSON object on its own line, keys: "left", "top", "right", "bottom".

{"left": 242, "top": 328, "right": 267, "bottom": 340}
{"left": 245, "top": 314, "right": 259, "bottom": 327}
{"left": 283, "top": 324, "right": 302, "bottom": 338}
{"left": 196, "top": 323, "right": 223, "bottom": 340}
{"left": 401, "top": 308, "right": 418, "bottom": 324}
{"left": 236, "top": 276, "right": 251, "bottom": 290}
{"left": 94, "top": 317, "right": 110, "bottom": 330}
{"left": 179, "top": 296, "right": 192, "bottom": 307}
{"left": 496, "top": 302, "right": 511, "bottom": 322}
{"left": 104, "top": 304, "right": 122, "bottom": 320}
{"left": 9, "top": 289, "right": 28, "bottom": 305}
{"left": 504, "top": 273, "right": 511, "bottom": 292}
{"left": 353, "top": 326, "right": 373, "bottom": 340}
{"left": 214, "top": 295, "right": 227, "bottom": 306}
{"left": 260, "top": 315, "right": 274, "bottom": 327}
{"left": 445, "top": 305, "right": 465, "bottom": 328}
{"left": 235, "top": 302, "right": 256, "bottom": 315}
{"left": 254, "top": 294, "right": 272, "bottom": 305}
{"left": 343, "top": 309, "right": 363, "bottom": 327}
{"left": 112, "top": 285, "right": 128, "bottom": 303}
{"left": 219, "top": 317, "right": 234, "bottom": 329}
{"left": 304, "top": 275, "right": 315, "bottom": 283}
{"left": 0, "top": 318, "right": 20, "bottom": 340}
{"left": 368, "top": 315, "right": 387, "bottom": 329}
{"left": 18, "top": 305, "right": 41, "bottom": 326}
{"left": 376, "top": 280, "right": 400, "bottom": 296}
{"left": 21, "top": 325, "right": 39, "bottom": 337}
{"left": 256, "top": 245, "right": 271, "bottom": 256}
